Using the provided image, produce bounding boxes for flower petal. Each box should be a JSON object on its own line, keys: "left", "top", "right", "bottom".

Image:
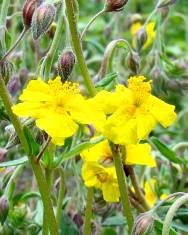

{"left": 148, "top": 95, "right": 176, "bottom": 128}
{"left": 125, "top": 143, "right": 156, "bottom": 167}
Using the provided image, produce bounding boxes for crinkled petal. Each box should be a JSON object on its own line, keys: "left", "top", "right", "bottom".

{"left": 147, "top": 95, "right": 176, "bottom": 128}
{"left": 102, "top": 181, "right": 120, "bottom": 202}
{"left": 125, "top": 143, "right": 156, "bottom": 167}
{"left": 12, "top": 102, "right": 49, "bottom": 119}
{"left": 103, "top": 108, "right": 138, "bottom": 145}
{"left": 19, "top": 79, "right": 51, "bottom": 102}
{"left": 82, "top": 162, "right": 102, "bottom": 188}
{"left": 35, "top": 113, "right": 78, "bottom": 145}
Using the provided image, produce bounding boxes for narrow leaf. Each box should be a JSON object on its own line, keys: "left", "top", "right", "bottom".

{"left": 0, "top": 157, "right": 28, "bottom": 168}
{"left": 151, "top": 137, "right": 184, "bottom": 164}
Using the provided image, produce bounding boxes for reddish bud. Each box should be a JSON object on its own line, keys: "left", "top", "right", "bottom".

{"left": 23, "top": 0, "right": 41, "bottom": 28}
{"left": 58, "top": 49, "right": 76, "bottom": 81}
{"left": 105, "top": 0, "right": 129, "bottom": 12}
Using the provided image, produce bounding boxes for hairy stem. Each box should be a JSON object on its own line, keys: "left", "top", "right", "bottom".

{"left": 84, "top": 187, "right": 94, "bottom": 235}
{"left": 56, "top": 167, "right": 65, "bottom": 229}
{"left": 65, "top": 0, "right": 96, "bottom": 97}
{"left": 111, "top": 145, "right": 134, "bottom": 234}
{"left": 162, "top": 193, "right": 188, "bottom": 235}
{"left": 41, "top": 3, "right": 64, "bottom": 81}
{"left": 81, "top": 9, "right": 105, "bottom": 40}
{"left": 0, "top": 28, "right": 27, "bottom": 65}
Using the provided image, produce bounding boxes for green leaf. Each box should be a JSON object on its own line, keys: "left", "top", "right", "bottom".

{"left": 20, "top": 192, "right": 41, "bottom": 202}
{"left": 151, "top": 137, "right": 184, "bottom": 164}
{"left": 54, "top": 136, "right": 105, "bottom": 167}
{"left": 102, "top": 216, "right": 126, "bottom": 226}
{"left": 23, "top": 126, "right": 39, "bottom": 156}
{"left": 101, "top": 228, "right": 118, "bottom": 235}
{"left": 154, "top": 219, "right": 178, "bottom": 235}
{"left": 0, "top": 157, "right": 28, "bottom": 168}
{"left": 95, "top": 72, "right": 117, "bottom": 88}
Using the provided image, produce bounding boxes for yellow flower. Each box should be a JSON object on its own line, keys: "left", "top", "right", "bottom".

{"left": 12, "top": 77, "right": 105, "bottom": 145}
{"left": 81, "top": 139, "right": 156, "bottom": 167}
{"left": 144, "top": 180, "right": 168, "bottom": 206}
{"left": 93, "top": 76, "right": 176, "bottom": 145}
{"left": 82, "top": 162, "right": 120, "bottom": 202}
{"left": 131, "top": 21, "right": 156, "bottom": 49}
{"left": 144, "top": 180, "right": 156, "bottom": 207}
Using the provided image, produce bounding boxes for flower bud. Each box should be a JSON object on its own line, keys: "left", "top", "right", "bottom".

{"left": 105, "top": 0, "right": 129, "bottom": 12}
{"left": 126, "top": 51, "right": 140, "bottom": 74}
{"left": 0, "top": 195, "right": 9, "bottom": 225}
{"left": 32, "top": 3, "right": 56, "bottom": 40}
{"left": 0, "top": 148, "right": 7, "bottom": 162}
{"left": 23, "top": 0, "right": 40, "bottom": 29}
{"left": 132, "top": 214, "right": 154, "bottom": 235}
{"left": 134, "top": 26, "right": 148, "bottom": 51}
{"left": 0, "top": 60, "right": 13, "bottom": 84}
{"left": 58, "top": 49, "right": 76, "bottom": 82}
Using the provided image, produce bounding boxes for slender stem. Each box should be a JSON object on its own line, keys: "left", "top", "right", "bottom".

{"left": 41, "top": 4, "right": 64, "bottom": 81}
{"left": 65, "top": 0, "right": 96, "bottom": 97}
{"left": 0, "top": 28, "right": 27, "bottom": 65}
{"left": 84, "top": 187, "right": 93, "bottom": 235}
{"left": 0, "top": 78, "right": 58, "bottom": 235}
{"left": 0, "top": 0, "right": 11, "bottom": 52}
{"left": 36, "top": 137, "right": 52, "bottom": 163}
{"left": 162, "top": 193, "right": 188, "bottom": 235}
{"left": 173, "top": 142, "right": 188, "bottom": 151}
{"left": 111, "top": 145, "right": 134, "bottom": 234}
{"left": 127, "top": 166, "right": 150, "bottom": 211}
{"left": 56, "top": 167, "right": 65, "bottom": 229}
{"left": 81, "top": 9, "right": 105, "bottom": 40}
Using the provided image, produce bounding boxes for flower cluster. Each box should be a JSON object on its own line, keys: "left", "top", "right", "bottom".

{"left": 12, "top": 75, "right": 176, "bottom": 202}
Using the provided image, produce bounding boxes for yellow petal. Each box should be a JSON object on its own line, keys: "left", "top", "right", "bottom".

{"left": 35, "top": 113, "right": 78, "bottom": 145}
{"left": 147, "top": 95, "right": 176, "bottom": 127}
{"left": 102, "top": 181, "right": 120, "bottom": 202}
{"left": 81, "top": 139, "right": 112, "bottom": 162}
{"left": 125, "top": 143, "right": 156, "bottom": 167}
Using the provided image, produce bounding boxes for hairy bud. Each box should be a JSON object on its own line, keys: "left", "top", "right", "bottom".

{"left": 32, "top": 3, "right": 56, "bottom": 40}
{"left": 0, "top": 195, "right": 9, "bottom": 225}
{"left": 126, "top": 51, "right": 140, "bottom": 74}
{"left": 58, "top": 49, "right": 76, "bottom": 81}
{"left": 23, "top": 0, "right": 40, "bottom": 28}
{"left": 132, "top": 214, "right": 154, "bottom": 235}
{"left": 105, "top": 0, "right": 129, "bottom": 12}
{"left": 0, "top": 60, "right": 13, "bottom": 84}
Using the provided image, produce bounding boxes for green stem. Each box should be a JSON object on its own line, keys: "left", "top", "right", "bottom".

{"left": 65, "top": 0, "right": 96, "bottom": 97}
{"left": 127, "top": 166, "right": 150, "bottom": 211}
{"left": 42, "top": 4, "right": 64, "bottom": 82}
{"left": 111, "top": 145, "right": 134, "bottom": 234}
{"left": 84, "top": 187, "right": 93, "bottom": 235}
{"left": 0, "top": 78, "right": 58, "bottom": 235}
{"left": 81, "top": 9, "right": 105, "bottom": 40}
{"left": 0, "top": 0, "right": 10, "bottom": 52}
{"left": 162, "top": 193, "right": 188, "bottom": 235}
{"left": 56, "top": 167, "right": 65, "bottom": 229}
{"left": 0, "top": 28, "right": 27, "bottom": 65}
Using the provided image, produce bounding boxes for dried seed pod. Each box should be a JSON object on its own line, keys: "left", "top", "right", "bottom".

{"left": 105, "top": 0, "right": 129, "bottom": 12}
{"left": 32, "top": 3, "right": 56, "bottom": 40}
{"left": 23, "top": 0, "right": 39, "bottom": 28}
{"left": 58, "top": 49, "right": 76, "bottom": 82}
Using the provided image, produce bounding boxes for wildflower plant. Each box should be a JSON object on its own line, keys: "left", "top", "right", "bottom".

{"left": 0, "top": 0, "right": 187, "bottom": 235}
